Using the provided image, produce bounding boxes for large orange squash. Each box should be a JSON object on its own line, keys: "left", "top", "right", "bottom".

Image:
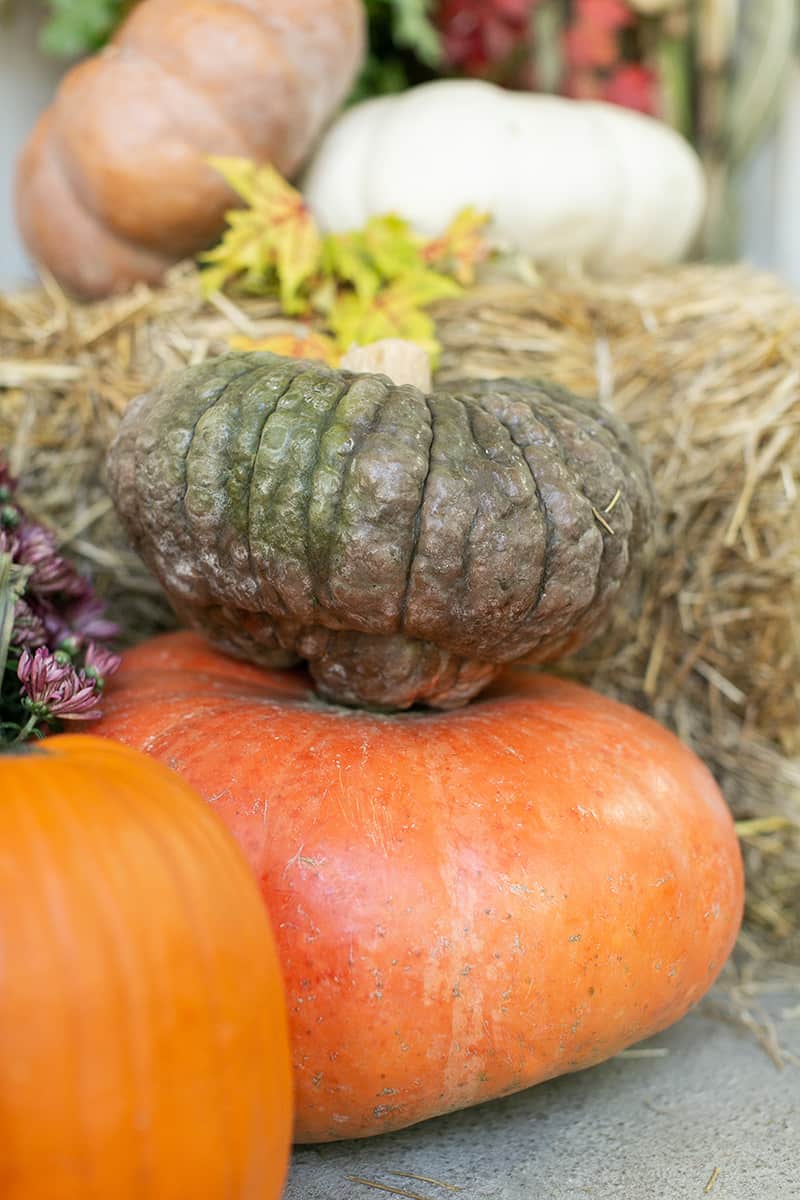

{"left": 0, "top": 734, "right": 292, "bottom": 1199}
{"left": 94, "top": 632, "right": 744, "bottom": 1143}
{"left": 16, "top": 0, "right": 364, "bottom": 298}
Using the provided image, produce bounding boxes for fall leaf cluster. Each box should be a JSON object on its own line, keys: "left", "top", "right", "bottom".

{"left": 199, "top": 158, "right": 490, "bottom": 365}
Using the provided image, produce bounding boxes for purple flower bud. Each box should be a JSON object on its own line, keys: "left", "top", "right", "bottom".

{"left": 12, "top": 600, "right": 47, "bottom": 649}
{"left": 63, "top": 592, "right": 121, "bottom": 643}
{"left": 15, "top": 524, "right": 85, "bottom": 596}
{"left": 17, "top": 646, "right": 102, "bottom": 722}
{"left": 83, "top": 641, "right": 122, "bottom": 685}
{"left": 37, "top": 599, "right": 71, "bottom": 649}
{"left": 0, "top": 528, "right": 20, "bottom": 558}
{"left": 37, "top": 592, "right": 120, "bottom": 653}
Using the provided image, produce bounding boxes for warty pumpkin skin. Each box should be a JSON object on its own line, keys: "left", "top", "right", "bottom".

{"left": 0, "top": 734, "right": 292, "bottom": 1199}
{"left": 107, "top": 351, "right": 654, "bottom": 710}
{"left": 94, "top": 632, "right": 744, "bottom": 1143}
{"left": 15, "top": 0, "right": 365, "bottom": 299}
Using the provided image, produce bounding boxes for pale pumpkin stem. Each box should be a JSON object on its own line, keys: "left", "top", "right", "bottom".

{"left": 339, "top": 340, "right": 432, "bottom": 392}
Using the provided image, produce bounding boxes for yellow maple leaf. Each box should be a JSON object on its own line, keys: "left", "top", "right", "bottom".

{"left": 229, "top": 331, "right": 340, "bottom": 366}
{"left": 197, "top": 162, "right": 489, "bottom": 370}
{"left": 422, "top": 207, "right": 491, "bottom": 285}
{"left": 200, "top": 158, "right": 322, "bottom": 313}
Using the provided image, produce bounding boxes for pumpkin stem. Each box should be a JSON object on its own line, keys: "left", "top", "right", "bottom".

{"left": 340, "top": 340, "right": 432, "bottom": 391}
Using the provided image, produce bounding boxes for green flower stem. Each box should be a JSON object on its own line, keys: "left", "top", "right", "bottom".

{"left": 0, "top": 553, "right": 17, "bottom": 684}
{"left": 10, "top": 710, "right": 42, "bottom": 746}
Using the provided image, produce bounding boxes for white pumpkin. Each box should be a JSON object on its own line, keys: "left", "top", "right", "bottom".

{"left": 302, "top": 80, "right": 706, "bottom": 272}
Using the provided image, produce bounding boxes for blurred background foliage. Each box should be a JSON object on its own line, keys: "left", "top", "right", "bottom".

{"left": 4, "top": 0, "right": 799, "bottom": 259}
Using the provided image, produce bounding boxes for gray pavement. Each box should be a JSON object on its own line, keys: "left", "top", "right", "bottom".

{"left": 285, "top": 975, "right": 799, "bottom": 1200}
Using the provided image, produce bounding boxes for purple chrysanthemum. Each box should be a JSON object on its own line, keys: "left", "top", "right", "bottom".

{"left": 15, "top": 523, "right": 86, "bottom": 596}
{"left": 1, "top": 456, "right": 120, "bottom": 743}
{"left": 83, "top": 641, "right": 122, "bottom": 685}
{"left": 17, "top": 646, "right": 102, "bottom": 722}
{"left": 12, "top": 599, "right": 48, "bottom": 649}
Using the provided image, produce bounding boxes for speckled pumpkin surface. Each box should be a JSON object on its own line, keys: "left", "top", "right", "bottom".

{"left": 108, "top": 352, "right": 654, "bottom": 708}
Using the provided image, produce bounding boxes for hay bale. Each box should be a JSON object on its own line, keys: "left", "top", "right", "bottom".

{"left": 1, "top": 261, "right": 798, "bottom": 959}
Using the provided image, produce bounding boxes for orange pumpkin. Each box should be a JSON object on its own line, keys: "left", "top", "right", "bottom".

{"left": 95, "top": 632, "right": 744, "bottom": 1143}
{"left": 16, "top": 0, "right": 365, "bottom": 298}
{"left": 0, "top": 734, "right": 292, "bottom": 1199}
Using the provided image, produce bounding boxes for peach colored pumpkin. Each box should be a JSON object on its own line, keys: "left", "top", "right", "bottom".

{"left": 16, "top": 0, "right": 364, "bottom": 298}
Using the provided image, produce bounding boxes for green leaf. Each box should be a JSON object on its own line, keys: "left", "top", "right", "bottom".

{"left": 328, "top": 271, "right": 461, "bottom": 364}
{"left": 388, "top": 0, "right": 442, "bottom": 68}
{"left": 360, "top": 214, "right": 426, "bottom": 280}
{"left": 348, "top": 55, "right": 412, "bottom": 105}
{"left": 321, "top": 234, "right": 382, "bottom": 303}
{"left": 321, "top": 215, "right": 425, "bottom": 301}
{"left": 39, "top": 0, "right": 132, "bottom": 57}
{"left": 0, "top": 553, "right": 30, "bottom": 685}
{"left": 350, "top": 0, "right": 441, "bottom": 103}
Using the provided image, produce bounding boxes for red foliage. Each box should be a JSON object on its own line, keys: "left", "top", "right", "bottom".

{"left": 564, "top": 0, "right": 635, "bottom": 71}
{"left": 437, "top": 0, "right": 537, "bottom": 73}
{"left": 574, "top": 0, "right": 634, "bottom": 29}
{"left": 604, "top": 63, "right": 660, "bottom": 114}
{"left": 563, "top": 21, "right": 619, "bottom": 70}
{"left": 436, "top": 0, "right": 660, "bottom": 119}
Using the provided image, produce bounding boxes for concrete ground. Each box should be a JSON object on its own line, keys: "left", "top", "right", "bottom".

{"left": 285, "top": 970, "right": 799, "bottom": 1200}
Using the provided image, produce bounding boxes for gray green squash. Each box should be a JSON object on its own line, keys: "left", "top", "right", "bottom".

{"left": 108, "top": 351, "right": 654, "bottom": 709}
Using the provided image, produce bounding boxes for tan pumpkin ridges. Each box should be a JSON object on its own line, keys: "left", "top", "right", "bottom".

{"left": 15, "top": 0, "right": 365, "bottom": 299}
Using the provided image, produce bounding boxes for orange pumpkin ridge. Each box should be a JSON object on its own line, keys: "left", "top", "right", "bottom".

{"left": 95, "top": 631, "right": 744, "bottom": 1142}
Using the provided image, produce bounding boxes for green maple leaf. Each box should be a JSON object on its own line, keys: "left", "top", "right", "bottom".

{"left": 320, "top": 214, "right": 426, "bottom": 306}
{"left": 359, "top": 214, "right": 426, "bottom": 279}
{"left": 200, "top": 158, "right": 322, "bottom": 312}
{"left": 321, "top": 233, "right": 382, "bottom": 303}
{"left": 328, "top": 271, "right": 461, "bottom": 363}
